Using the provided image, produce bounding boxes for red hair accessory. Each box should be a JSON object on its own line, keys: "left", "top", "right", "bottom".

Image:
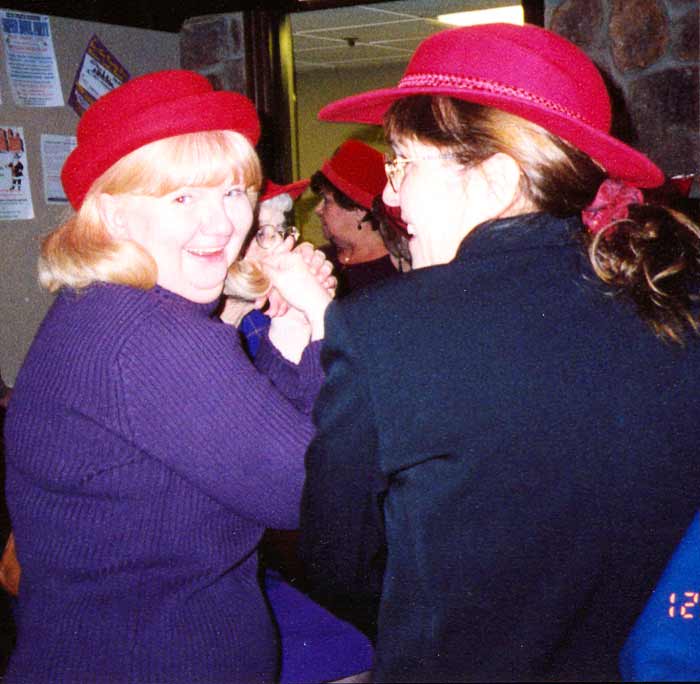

{"left": 581, "top": 179, "right": 644, "bottom": 236}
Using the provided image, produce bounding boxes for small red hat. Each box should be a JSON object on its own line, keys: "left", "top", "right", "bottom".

{"left": 62, "top": 69, "right": 261, "bottom": 209}
{"left": 321, "top": 139, "right": 386, "bottom": 210}
{"left": 319, "top": 23, "right": 663, "bottom": 188}
{"left": 259, "top": 178, "right": 310, "bottom": 203}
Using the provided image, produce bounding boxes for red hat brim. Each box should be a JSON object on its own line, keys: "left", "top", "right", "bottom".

{"left": 319, "top": 85, "right": 663, "bottom": 189}
{"left": 260, "top": 178, "right": 310, "bottom": 203}
{"left": 318, "top": 24, "right": 664, "bottom": 189}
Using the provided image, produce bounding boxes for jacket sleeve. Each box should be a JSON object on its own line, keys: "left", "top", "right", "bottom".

{"left": 299, "top": 302, "right": 387, "bottom": 638}
{"left": 620, "top": 511, "right": 700, "bottom": 682}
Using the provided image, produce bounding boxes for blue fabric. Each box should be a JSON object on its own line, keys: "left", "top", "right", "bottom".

{"left": 265, "top": 570, "right": 373, "bottom": 683}
{"left": 621, "top": 512, "right": 700, "bottom": 681}
{"left": 240, "top": 308, "right": 271, "bottom": 359}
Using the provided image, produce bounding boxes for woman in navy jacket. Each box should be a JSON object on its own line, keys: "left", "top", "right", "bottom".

{"left": 299, "top": 23, "right": 700, "bottom": 683}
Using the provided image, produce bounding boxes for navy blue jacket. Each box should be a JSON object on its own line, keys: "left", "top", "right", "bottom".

{"left": 301, "top": 212, "right": 700, "bottom": 682}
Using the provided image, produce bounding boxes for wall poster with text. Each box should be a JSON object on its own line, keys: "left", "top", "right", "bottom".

{"left": 0, "top": 126, "right": 34, "bottom": 220}
{"left": 68, "top": 35, "right": 130, "bottom": 116}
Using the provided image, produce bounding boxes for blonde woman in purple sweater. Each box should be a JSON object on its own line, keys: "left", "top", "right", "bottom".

{"left": 3, "top": 71, "right": 333, "bottom": 683}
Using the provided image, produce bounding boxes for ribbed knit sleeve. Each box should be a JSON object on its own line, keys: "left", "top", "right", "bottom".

{"left": 255, "top": 334, "right": 324, "bottom": 414}
{"left": 114, "top": 287, "right": 319, "bottom": 529}
{"left": 3, "top": 283, "right": 326, "bottom": 683}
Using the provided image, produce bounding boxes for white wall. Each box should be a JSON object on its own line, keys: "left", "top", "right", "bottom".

{"left": 0, "top": 13, "right": 179, "bottom": 384}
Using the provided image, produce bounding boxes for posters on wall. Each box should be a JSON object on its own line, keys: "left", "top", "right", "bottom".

{"left": 0, "top": 9, "right": 63, "bottom": 107}
{"left": 68, "top": 35, "right": 130, "bottom": 116}
{"left": 40, "top": 134, "right": 76, "bottom": 204}
{"left": 0, "top": 17, "right": 132, "bottom": 218}
{"left": 0, "top": 126, "right": 34, "bottom": 220}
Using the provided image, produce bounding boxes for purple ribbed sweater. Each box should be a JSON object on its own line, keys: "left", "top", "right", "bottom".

{"left": 3, "top": 283, "right": 323, "bottom": 683}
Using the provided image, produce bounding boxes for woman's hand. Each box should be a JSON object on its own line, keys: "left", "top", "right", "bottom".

{"left": 260, "top": 238, "right": 334, "bottom": 340}
{"left": 295, "top": 241, "right": 337, "bottom": 300}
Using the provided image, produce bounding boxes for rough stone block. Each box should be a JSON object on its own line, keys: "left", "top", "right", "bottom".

{"left": 628, "top": 66, "right": 699, "bottom": 174}
{"left": 673, "top": 6, "right": 699, "bottom": 62}
{"left": 180, "top": 15, "right": 233, "bottom": 70}
{"left": 550, "top": 0, "right": 604, "bottom": 49}
{"left": 610, "top": 0, "right": 669, "bottom": 71}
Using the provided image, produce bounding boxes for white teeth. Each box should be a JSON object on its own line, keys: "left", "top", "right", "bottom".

{"left": 188, "top": 248, "right": 222, "bottom": 256}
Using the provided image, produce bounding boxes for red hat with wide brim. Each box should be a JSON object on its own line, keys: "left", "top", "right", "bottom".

{"left": 62, "top": 69, "right": 261, "bottom": 209}
{"left": 319, "top": 23, "right": 663, "bottom": 188}
{"left": 321, "top": 139, "right": 386, "bottom": 210}
{"left": 260, "top": 178, "right": 310, "bottom": 203}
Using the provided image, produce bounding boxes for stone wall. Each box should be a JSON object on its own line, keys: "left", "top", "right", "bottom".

{"left": 180, "top": 13, "right": 248, "bottom": 95}
{"left": 545, "top": 0, "right": 699, "bottom": 181}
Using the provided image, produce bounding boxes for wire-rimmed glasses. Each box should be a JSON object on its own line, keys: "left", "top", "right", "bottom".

{"left": 255, "top": 224, "right": 300, "bottom": 249}
{"left": 383, "top": 153, "right": 457, "bottom": 193}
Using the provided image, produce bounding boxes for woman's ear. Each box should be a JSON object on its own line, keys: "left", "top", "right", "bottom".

{"left": 353, "top": 206, "right": 369, "bottom": 229}
{"left": 479, "top": 152, "right": 524, "bottom": 218}
{"left": 97, "top": 193, "right": 129, "bottom": 240}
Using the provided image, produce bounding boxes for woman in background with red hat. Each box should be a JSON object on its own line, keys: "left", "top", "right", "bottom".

{"left": 3, "top": 70, "right": 334, "bottom": 683}
{"left": 300, "top": 23, "right": 700, "bottom": 682}
{"left": 312, "top": 139, "right": 397, "bottom": 297}
{"left": 221, "top": 177, "right": 310, "bottom": 357}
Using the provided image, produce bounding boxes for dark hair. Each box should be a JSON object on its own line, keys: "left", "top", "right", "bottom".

{"left": 310, "top": 170, "right": 380, "bottom": 231}
{"left": 384, "top": 95, "right": 700, "bottom": 343}
{"left": 372, "top": 195, "right": 411, "bottom": 270}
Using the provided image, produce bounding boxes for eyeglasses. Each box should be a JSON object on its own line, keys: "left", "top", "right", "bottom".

{"left": 255, "top": 223, "right": 300, "bottom": 249}
{"left": 383, "top": 153, "right": 457, "bottom": 192}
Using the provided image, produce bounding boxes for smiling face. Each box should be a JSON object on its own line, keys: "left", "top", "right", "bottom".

{"left": 382, "top": 137, "right": 494, "bottom": 269}
{"left": 89, "top": 130, "right": 261, "bottom": 301}
{"left": 109, "top": 180, "right": 254, "bottom": 303}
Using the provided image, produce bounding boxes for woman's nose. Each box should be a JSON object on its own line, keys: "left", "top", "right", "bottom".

{"left": 382, "top": 180, "right": 400, "bottom": 207}
{"left": 313, "top": 199, "right": 323, "bottom": 216}
{"left": 201, "top": 200, "right": 234, "bottom": 235}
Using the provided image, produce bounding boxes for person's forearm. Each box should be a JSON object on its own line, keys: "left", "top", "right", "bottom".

{"left": 268, "top": 315, "right": 311, "bottom": 363}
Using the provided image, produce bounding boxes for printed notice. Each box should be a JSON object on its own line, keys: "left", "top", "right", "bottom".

{"left": 0, "top": 10, "right": 63, "bottom": 107}
{"left": 68, "top": 35, "right": 130, "bottom": 116}
{"left": 0, "top": 126, "right": 34, "bottom": 220}
{"left": 41, "top": 134, "right": 76, "bottom": 204}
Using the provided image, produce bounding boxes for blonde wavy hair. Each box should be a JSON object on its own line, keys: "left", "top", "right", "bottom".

{"left": 40, "top": 130, "right": 268, "bottom": 299}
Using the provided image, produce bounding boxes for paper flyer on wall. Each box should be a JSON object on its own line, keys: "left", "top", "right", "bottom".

{"left": 0, "top": 126, "right": 34, "bottom": 220}
{"left": 0, "top": 10, "right": 63, "bottom": 107}
{"left": 41, "top": 134, "right": 76, "bottom": 204}
{"left": 68, "top": 35, "right": 130, "bottom": 116}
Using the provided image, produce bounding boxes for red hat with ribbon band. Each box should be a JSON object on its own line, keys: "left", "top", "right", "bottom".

{"left": 259, "top": 178, "right": 310, "bottom": 203}
{"left": 321, "top": 139, "right": 387, "bottom": 210}
{"left": 319, "top": 23, "right": 664, "bottom": 189}
{"left": 62, "top": 69, "right": 261, "bottom": 209}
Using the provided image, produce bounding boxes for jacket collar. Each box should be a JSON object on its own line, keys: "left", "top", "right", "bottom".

{"left": 454, "top": 212, "right": 582, "bottom": 261}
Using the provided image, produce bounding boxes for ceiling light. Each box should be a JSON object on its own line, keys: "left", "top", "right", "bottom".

{"left": 437, "top": 5, "right": 525, "bottom": 27}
